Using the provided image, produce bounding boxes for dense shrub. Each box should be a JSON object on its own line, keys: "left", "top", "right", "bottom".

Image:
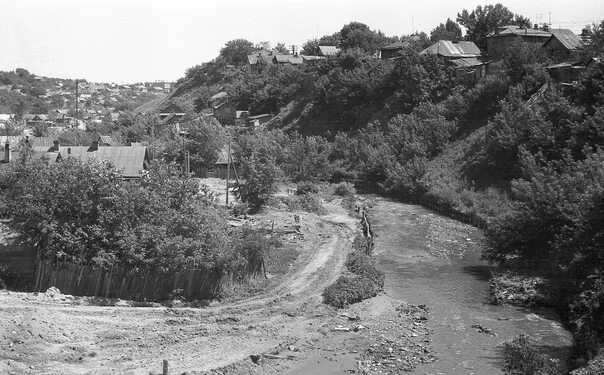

{"left": 334, "top": 182, "right": 356, "bottom": 197}
{"left": 503, "top": 334, "right": 559, "bottom": 375}
{"left": 0, "top": 152, "right": 250, "bottom": 273}
{"left": 296, "top": 181, "right": 319, "bottom": 195}
{"left": 322, "top": 274, "right": 382, "bottom": 308}
{"left": 323, "top": 235, "right": 383, "bottom": 308}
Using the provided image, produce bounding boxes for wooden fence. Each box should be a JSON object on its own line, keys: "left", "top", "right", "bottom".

{"left": 33, "top": 256, "right": 264, "bottom": 301}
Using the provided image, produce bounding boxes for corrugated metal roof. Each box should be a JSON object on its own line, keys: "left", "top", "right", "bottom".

{"left": 420, "top": 40, "right": 481, "bottom": 58}
{"left": 302, "top": 55, "right": 325, "bottom": 62}
{"left": 488, "top": 26, "right": 551, "bottom": 38}
{"left": 273, "top": 55, "right": 303, "bottom": 64}
{"left": 318, "top": 46, "right": 340, "bottom": 56}
{"left": 547, "top": 29, "right": 584, "bottom": 50}
{"left": 59, "top": 146, "right": 148, "bottom": 178}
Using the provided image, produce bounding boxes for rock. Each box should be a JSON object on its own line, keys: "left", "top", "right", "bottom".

{"left": 334, "top": 325, "right": 351, "bottom": 332}
{"left": 353, "top": 325, "right": 366, "bottom": 332}
{"left": 249, "top": 354, "right": 261, "bottom": 364}
{"left": 45, "top": 286, "right": 61, "bottom": 297}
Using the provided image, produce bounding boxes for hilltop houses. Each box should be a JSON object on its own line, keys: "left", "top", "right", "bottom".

{"left": 420, "top": 40, "right": 485, "bottom": 79}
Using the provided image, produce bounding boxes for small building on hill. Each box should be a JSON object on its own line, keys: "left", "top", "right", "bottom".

{"left": 212, "top": 101, "right": 236, "bottom": 126}
{"left": 486, "top": 25, "right": 552, "bottom": 59}
{"left": 420, "top": 40, "right": 485, "bottom": 80}
{"left": 247, "top": 114, "right": 272, "bottom": 128}
{"left": 544, "top": 29, "right": 588, "bottom": 60}
{"left": 318, "top": 46, "right": 340, "bottom": 57}
{"left": 380, "top": 41, "right": 412, "bottom": 59}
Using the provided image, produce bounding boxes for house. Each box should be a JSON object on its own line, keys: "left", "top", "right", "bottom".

{"left": 246, "top": 114, "right": 271, "bottom": 128}
{"left": 420, "top": 40, "right": 485, "bottom": 80}
{"left": 53, "top": 109, "right": 74, "bottom": 127}
{"left": 486, "top": 25, "right": 552, "bottom": 59}
{"left": 272, "top": 54, "right": 304, "bottom": 65}
{"left": 45, "top": 141, "right": 150, "bottom": 179}
{"left": 543, "top": 29, "right": 588, "bottom": 60}
{"left": 318, "top": 46, "right": 340, "bottom": 57}
{"left": 158, "top": 103, "right": 186, "bottom": 121}
{"left": 301, "top": 55, "right": 325, "bottom": 64}
{"left": 202, "top": 146, "right": 235, "bottom": 179}
{"left": 0, "top": 114, "right": 16, "bottom": 129}
{"left": 420, "top": 40, "right": 481, "bottom": 58}
{"left": 23, "top": 114, "right": 50, "bottom": 127}
{"left": 380, "top": 41, "right": 411, "bottom": 60}
{"left": 235, "top": 111, "right": 249, "bottom": 127}
{"left": 212, "top": 101, "right": 236, "bottom": 126}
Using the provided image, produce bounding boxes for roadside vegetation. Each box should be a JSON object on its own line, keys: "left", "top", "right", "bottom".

{"left": 2, "top": 3, "right": 604, "bottom": 373}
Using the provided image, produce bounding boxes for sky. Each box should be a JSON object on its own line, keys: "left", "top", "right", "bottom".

{"left": 1, "top": 0, "right": 603, "bottom": 83}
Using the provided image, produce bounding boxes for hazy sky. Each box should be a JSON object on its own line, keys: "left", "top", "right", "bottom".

{"left": 1, "top": 0, "right": 603, "bottom": 83}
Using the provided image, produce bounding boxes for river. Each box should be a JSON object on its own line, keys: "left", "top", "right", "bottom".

{"left": 371, "top": 197, "right": 573, "bottom": 374}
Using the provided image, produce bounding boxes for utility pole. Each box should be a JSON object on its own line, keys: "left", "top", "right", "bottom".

{"left": 75, "top": 79, "right": 78, "bottom": 124}
{"left": 226, "top": 138, "right": 231, "bottom": 206}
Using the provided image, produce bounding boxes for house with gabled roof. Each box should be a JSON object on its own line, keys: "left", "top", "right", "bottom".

{"left": 380, "top": 41, "right": 413, "bottom": 60}
{"left": 544, "top": 29, "right": 589, "bottom": 60}
{"left": 420, "top": 40, "right": 485, "bottom": 80}
{"left": 318, "top": 46, "right": 340, "bottom": 57}
{"left": 486, "top": 25, "right": 552, "bottom": 59}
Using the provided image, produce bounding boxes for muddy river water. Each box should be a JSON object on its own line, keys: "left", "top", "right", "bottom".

{"left": 371, "top": 198, "right": 573, "bottom": 374}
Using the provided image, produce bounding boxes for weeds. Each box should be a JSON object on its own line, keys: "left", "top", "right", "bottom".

{"left": 503, "top": 334, "right": 559, "bottom": 375}
{"left": 323, "top": 234, "right": 384, "bottom": 308}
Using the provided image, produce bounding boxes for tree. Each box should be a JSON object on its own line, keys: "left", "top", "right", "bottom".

{"left": 457, "top": 3, "right": 531, "bottom": 50}
{"left": 185, "top": 115, "right": 227, "bottom": 169}
{"left": 219, "top": 39, "right": 255, "bottom": 66}
{"left": 274, "top": 43, "right": 290, "bottom": 55}
{"left": 430, "top": 18, "right": 463, "bottom": 42}
{"left": 339, "top": 22, "right": 393, "bottom": 54}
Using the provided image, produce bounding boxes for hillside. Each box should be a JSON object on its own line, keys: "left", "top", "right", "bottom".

{"left": 146, "top": 17, "right": 604, "bottom": 374}
{"left": 0, "top": 68, "right": 168, "bottom": 120}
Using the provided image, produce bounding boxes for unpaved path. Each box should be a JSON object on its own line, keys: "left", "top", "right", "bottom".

{"left": 0, "top": 199, "right": 360, "bottom": 375}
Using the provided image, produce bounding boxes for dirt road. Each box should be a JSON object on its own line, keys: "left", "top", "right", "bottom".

{"left": 0, "top": 199, "right": 362, "bottom": 375}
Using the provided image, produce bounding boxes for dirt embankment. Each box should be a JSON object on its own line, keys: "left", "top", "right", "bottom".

{"left": 0, "top": 193, "right": 437, "bottom": 375}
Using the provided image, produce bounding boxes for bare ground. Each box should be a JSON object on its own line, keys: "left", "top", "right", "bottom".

{"left": 0, "top": 189, "right": 438, "bottom": 375}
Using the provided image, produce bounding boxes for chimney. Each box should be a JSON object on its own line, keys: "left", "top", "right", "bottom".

{"left": 53, "top": 140, "right": 60, "bottom": 152}
{"left": 88, "top": 141, "right": 99, "bottom": 152}
{"left": 4, "top": 143, "right": 9, "bottom": 163}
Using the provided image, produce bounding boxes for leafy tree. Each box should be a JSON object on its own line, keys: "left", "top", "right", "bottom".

{"left": 219, "top": 39, "right": 255, "bottom": 66}
{"left": 185, "top": 115, "right": 227, "bottom": 169}
{"left": 430, "top": 18, "right": 463, "bottom": 42}
{"left": 339, "top": 22, "right": 394, "bottom": 54}
{"left": 234, "top": 131, "right": 281, "bottom": 212}
{"left": 274, "top": 43, "right": 290, "bottom": 55}
{"left": 457, "top": 3, "right": 531, "bottom": 50}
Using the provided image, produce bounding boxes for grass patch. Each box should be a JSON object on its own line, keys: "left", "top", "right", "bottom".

{"left": 503, "top": 334, "right": 560, "bottom": 375}
{"left": 323, "top": 234, "right": 383, "bottom": 308}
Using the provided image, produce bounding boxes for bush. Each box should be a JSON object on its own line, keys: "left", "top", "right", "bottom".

{"left": 231, "top": 202, "right": 249, "bottom": 217}
{"left": 296, "top": 181, "right": 319, "bottom": 195}
{"left": 323, "top": 234, "right": 383, "bottom": 308}
{"left": 503, "top": 334, "right": 559, "bottom": 375}
{"left": 334, "top": 182, "right": 356, "bottom": 197}
{"left": 322, "top": 274, "right": 382, "bottom": 308}
{"left": 278, "top": 194, "right": 326, "bottom": 214}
